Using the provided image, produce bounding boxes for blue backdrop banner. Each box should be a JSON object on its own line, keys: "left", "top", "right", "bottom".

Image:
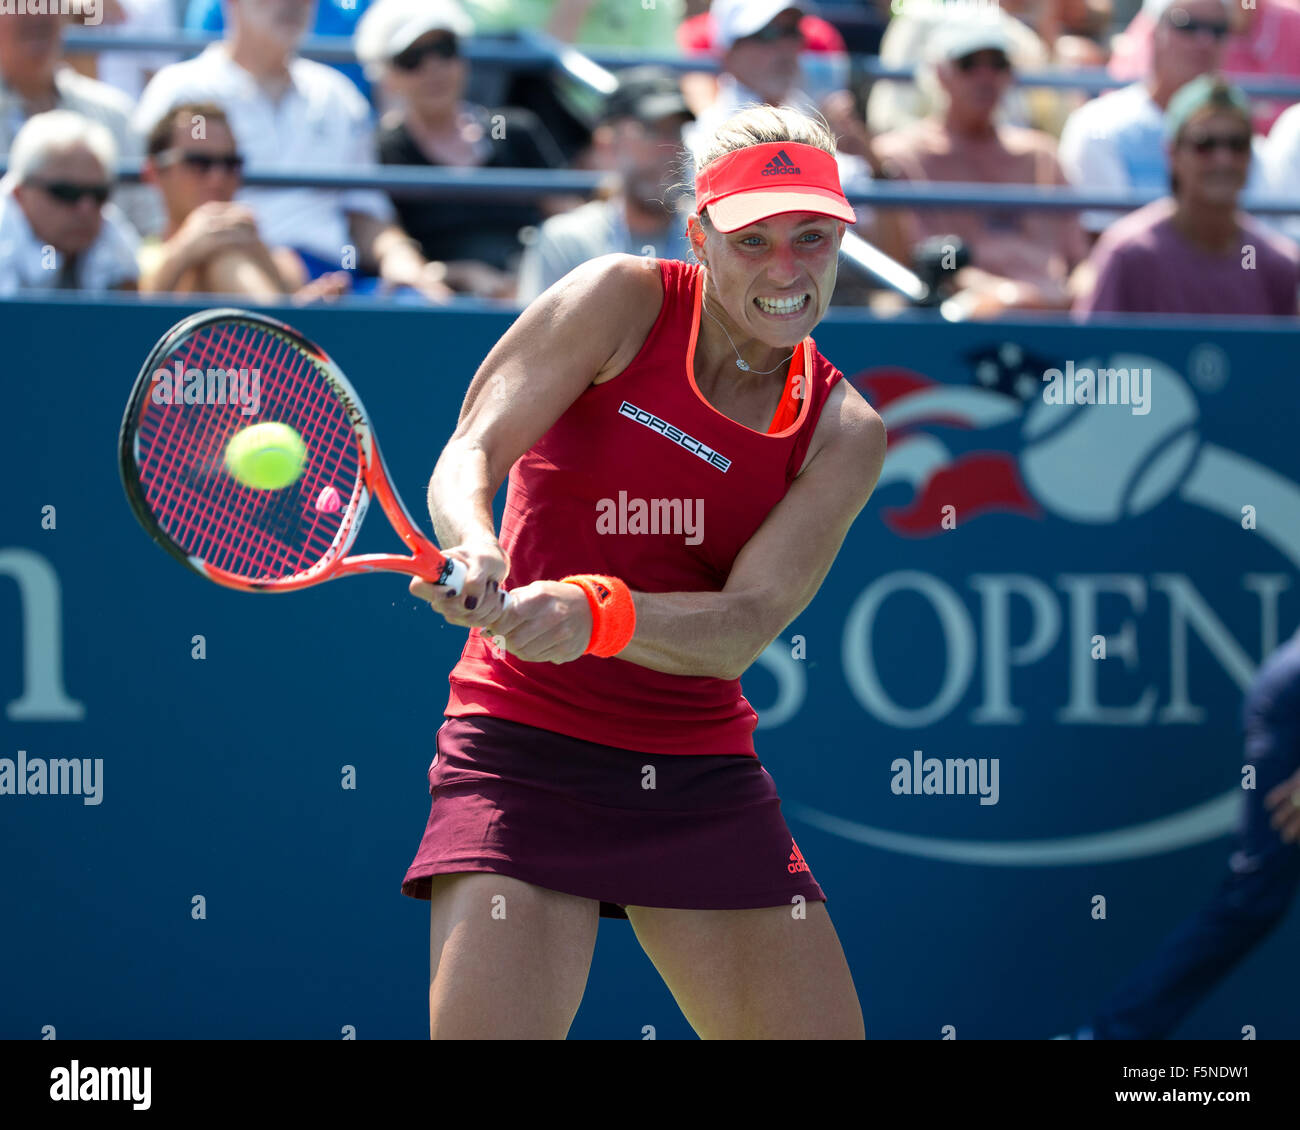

{"left": 2, "top": 298, "right": 1297, "bottom": 1039}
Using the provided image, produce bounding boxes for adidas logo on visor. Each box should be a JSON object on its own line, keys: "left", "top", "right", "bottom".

{"left": 761, "top": 149, "right": 801, "bottom": 176}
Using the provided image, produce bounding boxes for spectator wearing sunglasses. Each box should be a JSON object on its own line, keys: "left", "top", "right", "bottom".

{"left": 1108, "top": 0, "right": 1300, "bottom": 135}
{"left": 1075, "top": 76, "right": 1300, "bottom": 317}
{"left": 135, "top": 0, "right": 451, "bottom": 301}
{"left": 676, "top": 1, "right": 865, "bottom": 160}
{"left": 873, "top": 22, "right": 1087, "bottom": 317}
{"left": 1059, "top": 0, "right": 1267, "bottom": 240}
{"left": 138, "top": 102, "right": 349, "bottom": 300}
{"left": 0, "top": 110, "right": 137, "bottom": 294}
{"left": 357, "top": 0, "right": 566, "bottom": 299}
{"left": 867, "top": 0, "right": 1054, "bottom": 138}
{"left": 684, "top": 1, "right": 873, "bottom": 191}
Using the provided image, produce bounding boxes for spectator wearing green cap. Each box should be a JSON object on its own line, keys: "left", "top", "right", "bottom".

{"left": 1058, "top": 0, "right": 1268, "bottom": 240}
{"left": 1075, "top": 75, "right": 1300, "bottom": 317}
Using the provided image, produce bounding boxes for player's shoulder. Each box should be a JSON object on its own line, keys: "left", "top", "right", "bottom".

{"left": 567, "top": 251, "right": 668, "bottom": 305}
{"left": 808, "top": 371, "right": 886, "bottom": 480}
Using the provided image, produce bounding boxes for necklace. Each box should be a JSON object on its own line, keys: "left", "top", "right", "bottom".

{"left": 701, "top": 298, "right": 796, "bottom": 374}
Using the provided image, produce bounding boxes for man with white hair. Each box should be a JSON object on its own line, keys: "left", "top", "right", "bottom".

{"left": 135, "top": 0, "right": 451, "bottom": 298}
{"left": 1058, "top": 0, "right": 1266, "bottom": 238}
{"left": 0, "top": 110, "right": 138, "bottom": 293}
{"left": 0, "top": 8, "right": 158, "bottom": 235}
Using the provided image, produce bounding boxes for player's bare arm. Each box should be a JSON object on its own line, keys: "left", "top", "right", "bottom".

{"left": 408, "top": 252, "right": 662, "bottom": 627}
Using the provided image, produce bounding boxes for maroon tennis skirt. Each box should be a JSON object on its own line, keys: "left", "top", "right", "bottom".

{"left": 401, "top": 714, "right": 826, "bottom": 919}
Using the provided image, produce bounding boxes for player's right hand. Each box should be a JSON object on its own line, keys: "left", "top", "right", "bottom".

{"left": 409, "top": 539, "right": 509, "bottom": 630}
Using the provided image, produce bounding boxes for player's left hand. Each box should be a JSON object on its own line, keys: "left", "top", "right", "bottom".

{"left": 479, "top": 580, "right": 593, "bottom": 664}
{"left": 1264, "top": 767, "right": 1300, "bottom": 844}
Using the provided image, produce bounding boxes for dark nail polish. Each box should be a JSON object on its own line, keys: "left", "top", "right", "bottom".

{"left": 488, "top": 580, "right": 498, "bottom": 592}
{"left": 464, "top": 596, "right": 478, "bottom": 610}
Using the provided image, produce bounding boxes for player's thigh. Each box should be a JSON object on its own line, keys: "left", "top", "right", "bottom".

{"left": 427, "top": 871, "right": 600, "bottom": 1039}
{"left": 625, "top": 899, "right": 865, "bottom": 1039}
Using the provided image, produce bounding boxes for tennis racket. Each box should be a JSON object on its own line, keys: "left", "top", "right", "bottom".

{"left": 119, "top": 307, "right": 507, "bottom": 604}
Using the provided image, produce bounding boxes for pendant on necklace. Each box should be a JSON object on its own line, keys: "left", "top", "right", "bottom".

{"left": 735, "top": 359, "right": 750, "bottom": 371}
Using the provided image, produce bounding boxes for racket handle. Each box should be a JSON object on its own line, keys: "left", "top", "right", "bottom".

{"left": 440, "top": 557, "right": 514, "bottom": 610}
{"left": 441, "top": 557, "right": 467, "bottom": 594}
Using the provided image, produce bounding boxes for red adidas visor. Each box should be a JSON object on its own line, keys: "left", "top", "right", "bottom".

{"left": 695, "top": 141, "right": 857, "bottom": 233}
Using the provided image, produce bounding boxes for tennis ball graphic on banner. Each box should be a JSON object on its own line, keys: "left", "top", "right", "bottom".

{"left": 1020, "top": 357, "right": 1200, "bottom": 522}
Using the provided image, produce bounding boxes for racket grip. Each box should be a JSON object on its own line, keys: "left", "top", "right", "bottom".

{"left": 440, "top": 557, "right": 513, "bottom": 610}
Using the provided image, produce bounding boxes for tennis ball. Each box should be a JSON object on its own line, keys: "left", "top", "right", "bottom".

{"left": 225, "top": 422, "right": 307, "bottom": 490}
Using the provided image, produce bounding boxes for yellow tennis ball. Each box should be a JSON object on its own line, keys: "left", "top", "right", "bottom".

{"left": 225, "top": 422, "right": 307, "bottom": 490}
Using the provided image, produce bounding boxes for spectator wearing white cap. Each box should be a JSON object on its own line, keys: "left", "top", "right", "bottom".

{"left": 357, "top": 0, "right": 566, "bottom": 299}
{"left": 1058, "top": 0, "right": 1267, "bottom": 238}
{"left": 866, "top": 0, "right": 1055, "bottom": 137}
{"left": 683, "top": 1, "right": 872, "bottom": 198}
{"left": 874, "top": 20, "right": 1088, "bottom": 317}
{"left": 135, "top": 0, "right": 452, "bottom": 300}
{"left": 0, "top": 110, "right": 138, "bottom": 294}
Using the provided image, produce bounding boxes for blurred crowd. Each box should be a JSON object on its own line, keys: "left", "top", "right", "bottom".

{"left": 0, "top": 0, "right": 1297, "bottom": 317}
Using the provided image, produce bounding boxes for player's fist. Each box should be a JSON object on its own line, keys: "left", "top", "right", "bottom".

{"left": 479, "top": 580, "right": 593, "bottom": 664}
{"left": 409, "top": 538, "right": 509, "bottom": 630}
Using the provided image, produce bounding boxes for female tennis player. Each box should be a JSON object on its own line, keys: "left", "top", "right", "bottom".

{"left": 403, "top": 104, "right": 887, "bottom": 1040}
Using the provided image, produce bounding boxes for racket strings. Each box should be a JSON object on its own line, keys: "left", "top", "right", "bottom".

{"left": 133, "top": 320, "right": 364, "bottom": 583}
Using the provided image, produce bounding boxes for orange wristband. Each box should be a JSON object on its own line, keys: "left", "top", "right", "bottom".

{"left": 561, "top": 574, "right": 636, "bottom": 657}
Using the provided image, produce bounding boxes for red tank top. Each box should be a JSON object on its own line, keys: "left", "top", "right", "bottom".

{"left": 444, "top": 257, "right": 845, "bottom": 756}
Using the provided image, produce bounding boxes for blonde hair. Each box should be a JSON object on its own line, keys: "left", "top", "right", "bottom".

{"left": 695, "top": 103, "right": 837, "bottom": 169}
{"left": 690, "top": 104, "right": 838, "bottom": 227}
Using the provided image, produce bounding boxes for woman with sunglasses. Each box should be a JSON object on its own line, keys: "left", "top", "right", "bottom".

{"left": 1075, "top": 76, "right": 1300, "bottom": 317}
{"left": 0, "top": 109, "right": 138, "bottom": 294}
{"left": 356, "top": 0, "right": 567, "bottom": 300}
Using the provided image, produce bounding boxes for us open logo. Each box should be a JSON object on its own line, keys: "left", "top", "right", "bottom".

{"left": 755, "top": 355, "right": 1300, "bottom": 867}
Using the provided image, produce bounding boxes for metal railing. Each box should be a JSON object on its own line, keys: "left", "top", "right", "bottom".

{"left": 59, "top": 29, "right": 1300, "bottom": 101}
{"left": 4, "top": 162, "right": 1294, "bottom": 216}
